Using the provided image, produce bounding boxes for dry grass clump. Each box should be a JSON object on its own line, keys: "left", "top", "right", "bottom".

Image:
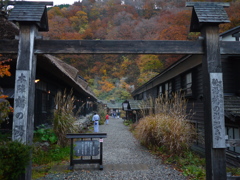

{"left": 135, "top": 92, "right": 196, "bottom": 156}
{"left": 53, "top": 89, "right": 78, "bottom": 147}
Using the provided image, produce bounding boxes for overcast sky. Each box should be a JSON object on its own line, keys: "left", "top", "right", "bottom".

{"left": 25, "top": 0, "right": 80, "bottom": 6}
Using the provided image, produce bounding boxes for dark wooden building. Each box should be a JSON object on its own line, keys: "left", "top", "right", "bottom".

{"left": 122, "top": 100, "right": 142, "bottom": 122}
{"left": 131, "top": 26, "right": 240, "bottom": 165}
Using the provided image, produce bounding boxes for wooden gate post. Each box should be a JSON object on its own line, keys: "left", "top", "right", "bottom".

{"left": 185, "top": 3, "right": 230, "bottom": 179}
{"left": 7, "top": 2, "right": 53, "bottom": 179}
{"left": 202, "top": 25, "right": 226, "bottom": 180}
{"left": 12, "top": 24, "right": 38, "bottom": 143}
{"left": 12, "top": 23, "right": 38, "bottom": 180}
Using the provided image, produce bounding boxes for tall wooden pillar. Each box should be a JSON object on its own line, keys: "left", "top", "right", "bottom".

{"left": 12, "top": 23, "right": 38, "bottom": 180}
{"left": 202, "top": 25, "right": 226, "bottom": 180}
{"left": 8, "top": 2, "right": 52, "bottom": 179}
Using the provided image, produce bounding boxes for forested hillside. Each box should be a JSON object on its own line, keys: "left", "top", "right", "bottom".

{"left": 42, "top": 0, "right": 240, "bottom": 101}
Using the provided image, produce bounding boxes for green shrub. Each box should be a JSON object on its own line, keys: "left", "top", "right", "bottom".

{"left": 123, "top": 120, "right": 133, "bottom": 126}
{"left": 0, "top": 131, "right": 11, "bottom": 142}
{"left": 34, "top": 124, "right": 58, "bottom": 144}
{"left": 33, "top": 145, "right": 70, "bottom": 165}
{"left": 172, "top": 151, "right": 206, "bottom": 179}
{"left": 0, "top": 141, "right": 32, "bottom": 180}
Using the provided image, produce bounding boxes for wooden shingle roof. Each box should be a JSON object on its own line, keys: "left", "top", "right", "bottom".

{"left": 107, "top": 102, "right": 122, "bottom": 109}
{"left": 224, "top": 96, "right": 240, "bottom": 121}
{"left": 122, "top": 100, "right": 142, "bottom": 111}
{"left": 186, "top": 2, "right": 230, "bottom": 32}
{"left": 220, "top": 25, "right": 240, "bottom": 39}
{"left": 8, "top": 1, "right": 53, "bottom": 31}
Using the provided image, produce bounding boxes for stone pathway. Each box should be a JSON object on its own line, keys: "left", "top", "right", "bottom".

{"left": 37, "top": 117, "right": 187, "bottom": 180}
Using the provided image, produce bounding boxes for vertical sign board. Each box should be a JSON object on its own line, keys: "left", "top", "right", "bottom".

{"left": 12, "top": 70, "right": 30, "bottom": 143}
{"left": 210, "top": 73, "right": 225, "bottom": 148}
{"left": 74, "top": 140, "right": 100, "bottom": 156}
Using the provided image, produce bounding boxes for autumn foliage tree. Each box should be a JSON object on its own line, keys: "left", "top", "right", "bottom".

{"left": 42, "top": 0, "right": 240, "bottom": 101}
{"left": 0, "top": 56, "right": 13, "bottom": 126}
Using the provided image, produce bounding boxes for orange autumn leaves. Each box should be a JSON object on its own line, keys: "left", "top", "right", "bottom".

{"left": 0, "top": 56, "right": 11, "bottom": 78}
{"left": 0, "top": 55, "right": 13, "bottom": 125}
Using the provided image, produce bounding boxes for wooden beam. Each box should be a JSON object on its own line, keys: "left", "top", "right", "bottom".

{"left": 34, "top": 40, "right": 204, "bottom": 54}
{"left": 1, "top": 40, "right": 240, "bottom": 55}
{"left": 220, "top": 41, "right": 240, "bottom": 55}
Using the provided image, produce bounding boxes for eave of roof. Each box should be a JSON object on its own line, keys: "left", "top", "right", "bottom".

{"left": 220, "top": 26, "right": 240, "bottom": 38}
{"left": 131, "top": 55, "right": 193, "bottom": 95}
{"left": 224, "top": 96, "right": 240, "bottom": 121}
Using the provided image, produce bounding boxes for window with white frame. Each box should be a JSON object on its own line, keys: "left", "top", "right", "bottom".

{"left": 159, "top": 85, "right": 162, "bottom": 96}
{"left": 143, "top": 91, "right": 147, "bottom": 100}
{"left": 165, "top": 83, "right": 168, "bottom": 94}
{"left": 184, "top": 72, "right": 192, "bottom": 95}
{"left": 164, "top": 81, "right": 172, "bottom": 96}
{"left": 226, "top": 126, "right": 240, "bottom": 153}
{"left": 168, "top": 81, "right": 172, "bottom": 95}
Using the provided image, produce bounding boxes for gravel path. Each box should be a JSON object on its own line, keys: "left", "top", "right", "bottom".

{"left": 37, "top": 117, "right": 187, "bottom": 180}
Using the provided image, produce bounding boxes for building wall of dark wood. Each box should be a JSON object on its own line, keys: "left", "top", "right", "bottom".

{"left": 132, "top": 56, "right": 240, "bottom": 158}
{"left": 235, "top": 60, "right": 240, "bottom": 94}
{"left": 222, "top": 60, "right": 237, "bottom": 95}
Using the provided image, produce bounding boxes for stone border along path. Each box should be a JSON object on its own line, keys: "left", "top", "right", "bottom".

{"left": 37, "top": 117, "right": 187, "bottom": 180}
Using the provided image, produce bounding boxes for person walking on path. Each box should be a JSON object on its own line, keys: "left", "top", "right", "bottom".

{"left": 105, "top": 113, "right": 109, "bottom": 125}
{"left": 92, "top": 112, "right": 100, "bottom": 132}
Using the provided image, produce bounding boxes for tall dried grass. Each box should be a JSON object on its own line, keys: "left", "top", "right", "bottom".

{"left": 135, "top": 92, "right": 197, "bottom": 156}
{"left": 53, "top": 89, "right": 78, "bottom": 147}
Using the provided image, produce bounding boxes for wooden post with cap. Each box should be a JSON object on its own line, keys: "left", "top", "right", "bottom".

{"left": 7, "top": 1, "right": 53, "bottom": 179}
{"left": 186, "top": 2, "right": 230, "bottom": 180}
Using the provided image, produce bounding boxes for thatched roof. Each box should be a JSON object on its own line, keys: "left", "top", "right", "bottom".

{"left": 40, "top": 54, "right": 97, "bottom": 100}
{"left": 0, "top": 16, "right": 19, "bottom": 39}
{"left": 224, "top": 96, "right": 240, "bottom": 121}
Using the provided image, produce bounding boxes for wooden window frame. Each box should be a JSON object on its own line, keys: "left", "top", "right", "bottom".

{"left": 182, "top": 72, "right": 192, "bottom": 96}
